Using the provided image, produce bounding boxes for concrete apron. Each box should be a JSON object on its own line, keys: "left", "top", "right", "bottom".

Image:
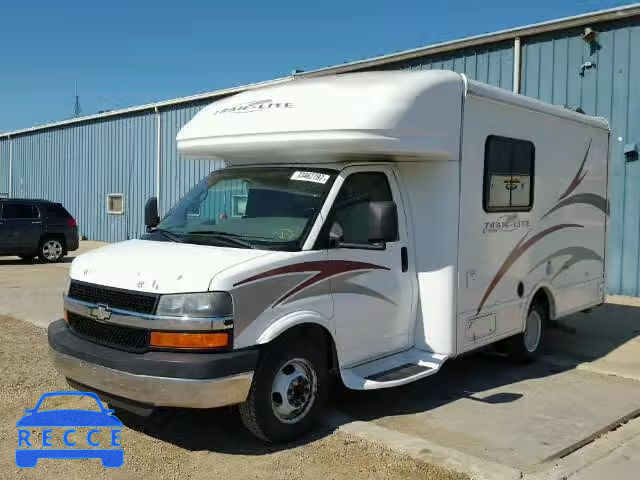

{"left": 0, "top": 241, "right": 107, "bottom": 328}
{"left": 333, "top": 301, "right": 640, "bottom": 479}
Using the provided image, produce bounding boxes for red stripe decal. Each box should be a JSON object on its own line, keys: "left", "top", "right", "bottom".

{"left": 234, "top": 260, "right": 389, "bottom": 307}
{"left": 476, "top": 224, "right": 583, "bottom": 314}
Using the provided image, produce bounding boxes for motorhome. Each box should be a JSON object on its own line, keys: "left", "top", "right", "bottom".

{"left": 48, "top": 70, "right": 610, "bottom": 442}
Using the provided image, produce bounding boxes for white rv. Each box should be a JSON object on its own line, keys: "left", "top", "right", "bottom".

{"left": 49, "top": 70, "right": 609, "bottom": 442}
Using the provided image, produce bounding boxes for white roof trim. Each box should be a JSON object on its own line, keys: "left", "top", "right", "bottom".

{"left": 465, "top": 77, "right": 610, "bottom": 131}
{"left": 1, "top": 3, "right": 637, "bottom": 139}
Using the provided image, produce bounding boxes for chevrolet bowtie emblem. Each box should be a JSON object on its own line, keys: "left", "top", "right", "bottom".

{"left": 90, "top": 305, "right": 111, "bottom": 322}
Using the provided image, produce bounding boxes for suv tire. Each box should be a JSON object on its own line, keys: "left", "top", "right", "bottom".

{"left": 39, "top": 238, "right": 65, "bottom": 263}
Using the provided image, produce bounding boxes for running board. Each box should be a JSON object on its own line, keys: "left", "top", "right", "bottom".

{"left": 340, "top": 348, "right": 448, "bottom": 390}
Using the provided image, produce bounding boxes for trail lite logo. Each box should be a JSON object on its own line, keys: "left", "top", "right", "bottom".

{"left": 483, "top": 214, "right": 531, "bottom": 234}
{"left": 213, "top": 99, "right": 293, "bottom": 115}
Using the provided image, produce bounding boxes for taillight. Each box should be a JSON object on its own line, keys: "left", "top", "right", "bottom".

{"left": 67, "top": 218, "right": 77, "bottom": 228}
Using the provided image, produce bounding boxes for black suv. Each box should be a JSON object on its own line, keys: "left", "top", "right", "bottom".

{"left": 0, "top": 199, "right": 79, "bottom": 263}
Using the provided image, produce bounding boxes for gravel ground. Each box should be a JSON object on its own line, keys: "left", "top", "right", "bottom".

{"left": 0, "top": 315, "right": 466, "bottom": 480}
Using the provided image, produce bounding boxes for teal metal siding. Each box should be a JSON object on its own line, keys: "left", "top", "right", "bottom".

{"left": 9, "top": 113, "right": 157, "bottom": 242}
{"left": 375, "top": 41, "right": 514, "bottom": 90}
{"left": 0, "top": 140, "right": 9, "bottom": 197}
{"left": 521, "top": 18, "right": 640, "bottom": 296}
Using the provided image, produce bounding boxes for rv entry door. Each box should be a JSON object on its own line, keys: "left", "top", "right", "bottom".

{"left": 327, "top": 169, "right": 413, "bottom": 366}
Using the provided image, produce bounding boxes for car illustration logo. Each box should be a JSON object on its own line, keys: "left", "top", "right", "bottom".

{"left": 90, "top": 305, "right": 111, "bottom": 322}
{"left": 15, "top": 391, "right": 124, "bottom": 468}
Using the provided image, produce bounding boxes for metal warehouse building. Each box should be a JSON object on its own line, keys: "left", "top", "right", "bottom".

{"left": 1, "top": 4, "right": 639, "bottom": 296}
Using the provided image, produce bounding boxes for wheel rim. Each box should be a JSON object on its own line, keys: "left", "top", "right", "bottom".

{"left": 524, "top": 310, "right": 542, "bottom": 353}
{"left": 42, "top": 240, "right": 62, "bottom": 260}
{"left": 271, "top": 358, "right": 317, "bottom": 424}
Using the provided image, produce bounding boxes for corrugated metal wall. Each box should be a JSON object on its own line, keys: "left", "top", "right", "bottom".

{"left": 159, "top": 103, "right": 223, "bottom": 216}
{"left": 373, "top": 41, "right": 514, "bottom": 90}
{"left": 0, "top": 140, "right": 9, "bottom": 197}
{"left": 521, "top": 18, "right": 640, "bottom": 296}
{"left": 9, "top": 113, "right": 156, "bottom": 242}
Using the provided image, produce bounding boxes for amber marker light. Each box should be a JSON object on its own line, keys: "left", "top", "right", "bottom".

{"left": 63, "top": 310, "right": 69, "bottom": 323}
{"left": 150, "top": 331, "right": 229, "bottom": 349}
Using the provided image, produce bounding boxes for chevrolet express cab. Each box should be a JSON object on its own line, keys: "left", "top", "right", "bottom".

{"left": 48, "top": 71, "right": 610, "bottom": 442}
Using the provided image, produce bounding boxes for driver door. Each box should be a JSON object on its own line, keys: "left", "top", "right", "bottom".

{"left": 326, "top": 168, "right": 414, "bottom": 366}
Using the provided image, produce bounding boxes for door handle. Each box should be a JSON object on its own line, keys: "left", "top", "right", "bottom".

{"left": 31, "top": 221, "right": 42, "bottom": 224}
{"left": 401, "top": 247, "right": 408, "bottom": 272}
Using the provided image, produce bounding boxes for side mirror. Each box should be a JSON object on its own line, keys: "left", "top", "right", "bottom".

{"left": 144, "top": 197, "right": 160, "bottom": 230}
{"left": 328, "top": 201, "right": 398, "bottom": 250}
{"left": 367, "top": 201, "right": 398, "bottom": 243}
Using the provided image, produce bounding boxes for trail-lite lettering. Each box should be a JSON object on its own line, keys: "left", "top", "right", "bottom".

{"left": 212, "top": 99, "right": 293, "bottom": 115}
{"left": 483, "top": 214, "right": 532, "bottom": 234}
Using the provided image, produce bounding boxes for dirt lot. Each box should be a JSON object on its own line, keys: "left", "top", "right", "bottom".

{"left": 0, "top": 315, "right": 465, "bottom": 480}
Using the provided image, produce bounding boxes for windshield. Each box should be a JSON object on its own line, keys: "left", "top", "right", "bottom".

{"left": 152, "top": 167, "right": 337, "bottom": 251}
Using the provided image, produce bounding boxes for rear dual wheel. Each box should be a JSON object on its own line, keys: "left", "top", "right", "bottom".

{"left": 504, "top": 301, "right": 546, "bottom": 362}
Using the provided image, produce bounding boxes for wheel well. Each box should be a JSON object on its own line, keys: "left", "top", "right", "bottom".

{"left": 268, "top": 323, "right": 338, "bottom": 375}
{"left": 531, "top": 288, "right": 555, "bottom": 320}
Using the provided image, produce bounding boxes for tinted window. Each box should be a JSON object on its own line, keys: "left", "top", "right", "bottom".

{"left": 2, "top": 203, "right": 38, "bottom": 219}
{"left": 483, "top": 136, "right": 535, "bottom": 212}
{"left": 45, "top": 204, "right": 72, "bottom": 218}
{"left": 333, "top": 172, "right": 396, "bottom": 244}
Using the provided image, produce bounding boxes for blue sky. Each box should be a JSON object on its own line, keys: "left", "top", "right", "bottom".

{"left": 0, "top": 0, "right": 633, "bottom": 131}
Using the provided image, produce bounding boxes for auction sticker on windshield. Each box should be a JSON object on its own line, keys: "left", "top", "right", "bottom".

{"left": 290, "top": 171, "right": 330, "bottom": 184}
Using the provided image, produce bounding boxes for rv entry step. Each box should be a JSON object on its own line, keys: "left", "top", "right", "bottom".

{"left": 341, "top": 348, "right": 448, "bottom": 390}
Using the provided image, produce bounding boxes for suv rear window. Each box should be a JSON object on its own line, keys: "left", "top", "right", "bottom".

{"left": 46, "top": 203, "right": 72, "bottom": 218}
{"left": 1, "top": 203, "right": 38, "bottom": 219}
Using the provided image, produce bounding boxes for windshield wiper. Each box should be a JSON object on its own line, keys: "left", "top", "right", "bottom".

{"left": 184, "top": 231, "right": 256, "bottom": 249}
{"left": 149, "top": 228, "right": 184, "bottom": 243}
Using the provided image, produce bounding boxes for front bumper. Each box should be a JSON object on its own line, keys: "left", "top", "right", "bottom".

{"left": 48, "top": 319, "right": 257, "bottom": 409}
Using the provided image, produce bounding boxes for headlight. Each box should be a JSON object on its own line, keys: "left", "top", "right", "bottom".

{"left": 156, "top": 292, "right": 233, "bottom": 318}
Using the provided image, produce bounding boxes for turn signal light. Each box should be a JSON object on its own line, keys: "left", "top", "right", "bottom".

{"left": 149, "top": 331, "right": 229, "bottom": 349}
{"left": 63, "top": 310, "right": 69, "bottom": 323}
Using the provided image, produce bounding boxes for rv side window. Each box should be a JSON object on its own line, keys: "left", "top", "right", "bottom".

{"left": 483, "top": 136, "right": 535, "bottom": 212}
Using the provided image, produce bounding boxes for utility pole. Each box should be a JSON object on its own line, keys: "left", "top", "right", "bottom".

{"left": 74, "top": 81, "right": 82, "bottom": 117}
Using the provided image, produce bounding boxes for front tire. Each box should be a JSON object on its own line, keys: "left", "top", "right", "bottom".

{"left": 239, "top": 339, "right": 328, "bottom": 443}
{"left": 505, "top": 301, "right": 546, "bottom": 363}
{"left": 39, "top": 238, "right": 65, "bottom": 263}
